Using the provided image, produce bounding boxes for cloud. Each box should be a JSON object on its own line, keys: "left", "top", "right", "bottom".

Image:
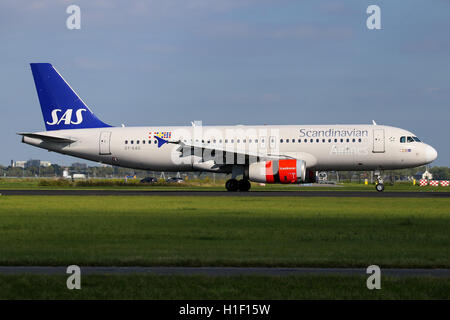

{"left": 318, "top": 1, "right": 359, "bottom": 16}
{"left": 425, "top": 87, "right": 441, "bottom": 94}
{"left": 73, "top": 57, "right": 113, "bottom": 70}
{"left": 268, "top": 25, "right": 353, "bottom": 41}
{"left": 402, "top": 39, "right": 450, "bottom": 54}
{"left": 126, "top": 0, "right": 272, "bottom": 17}
{"left": 140, "top": 44, "right": 178, "bottom": 54}
{"left": 194, "top": 21, "right": 353, "bottom": 42}
{"left": 196, "top": 21, "right": 254, "bottom": 38}
{"left": 261, "top": 93, "right": 281, "bottom": 103}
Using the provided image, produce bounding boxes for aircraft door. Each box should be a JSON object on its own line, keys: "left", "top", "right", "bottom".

{"left": 99, "top": 131, "right": 112, "bottom": 155}
{"left": 373, "top": 129, "right": 385, "bottom": 153}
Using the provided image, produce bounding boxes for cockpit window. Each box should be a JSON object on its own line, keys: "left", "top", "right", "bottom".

{"left": 401, "top": 136, "right": 421, "bottom": 143}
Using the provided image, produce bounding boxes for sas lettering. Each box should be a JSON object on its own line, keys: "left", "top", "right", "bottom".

{"left": 47, "top": 108, "right": 86, "bottom": 125}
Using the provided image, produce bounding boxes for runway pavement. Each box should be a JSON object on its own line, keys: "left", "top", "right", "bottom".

{"left": 0, "top": 189, "right": 449, "bottom": 198}
{"left": 0, "top": 266, "right": 449, "bottom": 277}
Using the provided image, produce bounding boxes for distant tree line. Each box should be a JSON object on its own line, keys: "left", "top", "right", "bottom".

{"left": 0, "top": 164, "right": 449, "bottom": 180}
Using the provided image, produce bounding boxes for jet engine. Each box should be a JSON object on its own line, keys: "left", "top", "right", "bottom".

{"left": 248, "top": 159, "right": 307, "bottom": 184}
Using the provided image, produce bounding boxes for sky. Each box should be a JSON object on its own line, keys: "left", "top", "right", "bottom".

{"left": 0, "top": 0, "right": 449, "bottom": 166}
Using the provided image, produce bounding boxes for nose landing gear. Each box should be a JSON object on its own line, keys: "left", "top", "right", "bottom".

{"left": 375, "top": 176, "right": 384, "bottom": 192}
{"left": 375, "top": 183, "right": 385, "bottom": 192}
{"left": 225, "top": 179, "right": 251, "bottom": 192}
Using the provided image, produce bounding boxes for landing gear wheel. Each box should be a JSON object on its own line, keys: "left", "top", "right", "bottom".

{"left": 375, "top": 183, "right": 385, "bottom": 192}
{"left": 225, "top": 179, "right": 239, "bottom": 191}
{"left": 238, "top": 179, "right": 251, "bottom": 192}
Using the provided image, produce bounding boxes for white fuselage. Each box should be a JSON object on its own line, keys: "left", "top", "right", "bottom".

{"left": 22, "top": 124, "right": 437, "bottom": 174}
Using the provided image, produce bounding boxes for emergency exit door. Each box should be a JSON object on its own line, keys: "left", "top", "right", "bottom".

{"left": 99, "top": 131, "right": 112, "bottom": 155}
{"left": 372, "top": 129, "right": 385, "bottom": 153}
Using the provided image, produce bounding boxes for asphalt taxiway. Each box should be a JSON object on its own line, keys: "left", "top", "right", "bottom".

{"left": 0, "top": 189, "right": 449, "bottom": 198}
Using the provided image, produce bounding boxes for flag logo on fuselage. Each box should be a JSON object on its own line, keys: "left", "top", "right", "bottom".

{"left": 153, "top": 132, "right": 172, "bottom": 139}
{"left": 150, "top": 131, "right": 172, "bottom": 148}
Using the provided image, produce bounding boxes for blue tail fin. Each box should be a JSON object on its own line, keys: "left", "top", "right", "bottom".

{"left": 30, "top": 63, "right": 112, "bottom": 131}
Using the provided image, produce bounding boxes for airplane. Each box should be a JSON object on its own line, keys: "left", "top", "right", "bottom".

{"left": 20, "top": 63, "right": 438, "bottom": 192}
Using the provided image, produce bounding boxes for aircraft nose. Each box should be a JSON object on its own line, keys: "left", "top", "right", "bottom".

{"left": 425, "top": 145, "right": 438, "bottom": 163}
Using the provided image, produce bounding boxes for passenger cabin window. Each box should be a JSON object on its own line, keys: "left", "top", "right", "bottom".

{"left": 125, "top": 140, "right": 128, "bottom": 144}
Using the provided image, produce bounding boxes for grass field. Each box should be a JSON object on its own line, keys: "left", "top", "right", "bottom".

{"left": 0, "top": 274, "right": 449, "bottom": 299}
{"left": 0, "top": 195, "right": 449, "bottom": 268}
{"left": 0, "top": 178, "right": 449, "bottom": 192}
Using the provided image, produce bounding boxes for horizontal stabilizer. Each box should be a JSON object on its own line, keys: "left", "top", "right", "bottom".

{"left": 17, "top": 132, "right": 76, "bottom": 143}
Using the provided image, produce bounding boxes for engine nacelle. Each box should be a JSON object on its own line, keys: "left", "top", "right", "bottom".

{"left": 248, "top": 159, "right": 306, "bottom": 184}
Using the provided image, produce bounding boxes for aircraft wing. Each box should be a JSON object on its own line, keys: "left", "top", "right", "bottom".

{"left": 17, "top": 132, "right": 76, "bottom": 143}
{"left": 161, "top": 137, "right": 294, "bottom": 165}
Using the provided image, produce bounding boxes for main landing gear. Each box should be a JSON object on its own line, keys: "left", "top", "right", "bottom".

{"left": 225, "top": 178, "right": 251, "bottom": 192}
